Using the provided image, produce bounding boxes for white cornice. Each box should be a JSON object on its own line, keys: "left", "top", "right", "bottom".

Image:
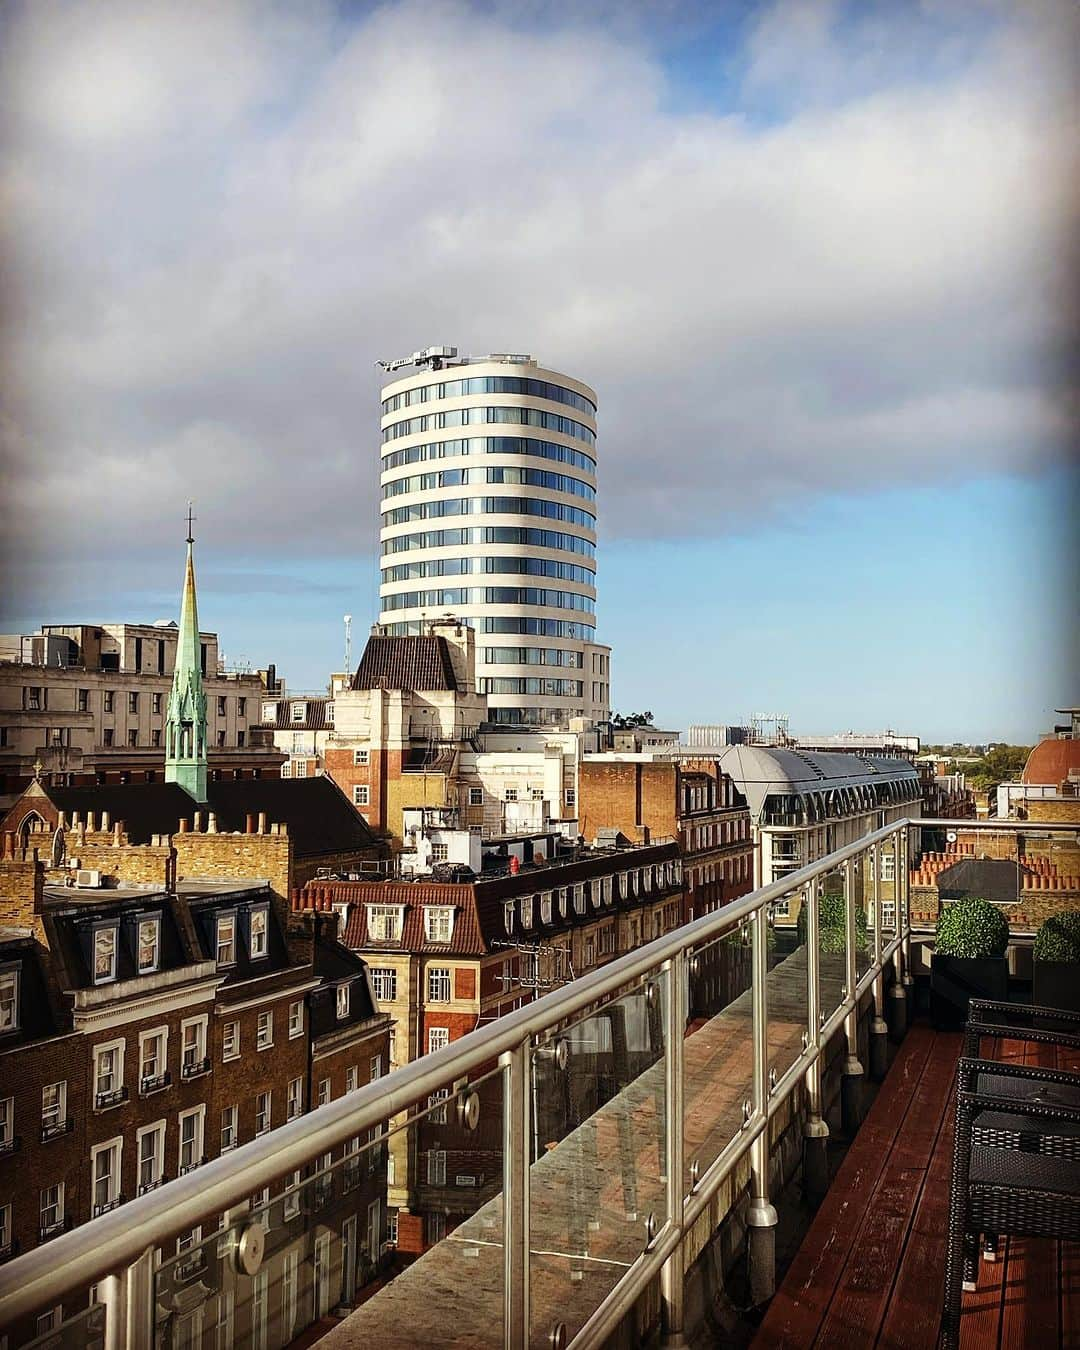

{"left": 215, "top": 977, "right": 321, "bottom": 1015}
{"left": 71, "top": 974, "right": 225, "bottom": 1033}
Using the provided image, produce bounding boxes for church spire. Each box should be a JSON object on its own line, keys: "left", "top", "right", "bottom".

{"left": 164, "top": 505, "right": 208, "bottom": 802}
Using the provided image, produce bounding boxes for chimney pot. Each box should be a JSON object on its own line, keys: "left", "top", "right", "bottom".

{"left": 101, "top": 811, "right": 110, "bottom": 831}
{"left": 179, "top": 818, "right": 189, "bottom": 834}
{"left": 258, "top": 812, "right": 267, "bottom": 834}
{"left": 87, "top": 812, "right": 96, "bottom": 832}
{"left": 193, "top": 811, "right": 203, "bottom": 832}
{"left": 246, "top": 813, "right": 256, "bottom": 835}
{"left": 208, "top": 813, "right": 218, "bottom": 834}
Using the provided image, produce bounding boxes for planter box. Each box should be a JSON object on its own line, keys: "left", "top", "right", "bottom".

{"left": 930, "top": 954, "right": 1009, "bottom": 1030}
{"left": 1033, "top": 961, "right": 1080, "bottom": 1030}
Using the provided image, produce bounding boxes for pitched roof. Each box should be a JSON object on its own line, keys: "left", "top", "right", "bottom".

{"left": 351, "top": 635, "right": 458, "bottom": 692}
{"left": 42, "top": 776, "right": 379, "bottom": 858}
{"left": 266, "top": 696, "right": 334, "bottom": 731}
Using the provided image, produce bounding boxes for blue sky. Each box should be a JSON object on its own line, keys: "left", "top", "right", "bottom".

{"left": 1, "top": 0, "right": 1076, "bottom": 745}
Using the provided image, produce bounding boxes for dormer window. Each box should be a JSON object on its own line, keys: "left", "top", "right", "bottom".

{"left": 290, "top": 702, "right": 306, "bottom": 723}
{"left": 367, "top": 905, "right": 404, "bottom": 942}
{"left": 137, "top": 917, "right": 160, "bottom": 974}
{"left": 520, "top": 896, "right": 533, "bottom": 929}
{"left": 503, "top": 902, "right": 515, "bottom": 936}
{"left": 0, "top": 966, "right": 19, "bottom": 1033}
{"left": 325, "top": 703, "right": 335, "bottom": 725}
{"left": 216, "top": 913, "right": 236, "bottom": 967}
{"left": 93, "top": 927, "right": 118, "bottom": 984}
{"left": 262, "top": 701, "right": 277, "bottom": 722}
{"left": 573, "top": 884, "right": 585, "bottom": 914}
{"left": 336, "top": 984, "right": 350, "bottom": 1020}
{"left": 424, "top": 907, "right": 454, "bottom": 944}
{"left": 249, "top": 906, "right": 269, "bottom": 959}
{"left": 540, "top": 892, "right": 553, "bottom": 925}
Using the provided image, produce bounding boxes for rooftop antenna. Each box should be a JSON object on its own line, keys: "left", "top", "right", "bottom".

{"left": 343, "top": 615, "right": 352, "bottom": 672}
{"left": 186, "top": 501, "right": 196, "bottom": 544}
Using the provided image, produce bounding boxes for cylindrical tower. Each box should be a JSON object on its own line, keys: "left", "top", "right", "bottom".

{"left": 377, "top": 352, "right": 611, "bottom": 727}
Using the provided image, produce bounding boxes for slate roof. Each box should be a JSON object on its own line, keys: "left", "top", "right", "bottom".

{"left": 351, "top": 635, "right": 458, "bottom": 692}
{"left": 42, "top": 776, "right": 379, "bottom": 858}
{"left": 937, "top": 858, "right": 1022, "bottom": 906}
{"left": 266, "top": 696, "right": 334, "bottom": 731}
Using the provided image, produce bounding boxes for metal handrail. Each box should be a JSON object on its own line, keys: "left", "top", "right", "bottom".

{"left": 0, "top": 816, "right": 1067, "bottom": 1341}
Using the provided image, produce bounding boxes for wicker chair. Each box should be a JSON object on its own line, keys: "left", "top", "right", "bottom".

{"left": 941, "top": 1004, "right": 1080, "bottom": 1350}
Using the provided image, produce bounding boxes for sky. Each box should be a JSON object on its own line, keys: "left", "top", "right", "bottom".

{"left": 1, "top": 0, "right": 1077, "bottom": 744}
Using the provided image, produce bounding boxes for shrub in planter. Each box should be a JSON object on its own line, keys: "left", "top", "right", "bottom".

{"left": 1033, "top": 911, "right": 1080, "bottom": 1021}
{"left": 931, "top": 897, "right": 1010, "bottom": 1029}
{"left": 796, "top": 892, "right": 868, "bottom": 954}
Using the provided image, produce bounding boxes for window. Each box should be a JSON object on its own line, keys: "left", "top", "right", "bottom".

{"left": 37, "top": 1308, "right": 62, "bottom": 1336}
{"left": 503, "top": 901, "right": 515, "bottom": 936}
{"left": 136, "top": 917, "right": 160, "bottom": 973}
{"left": 0, "top": 1097, "right": 13, "bottom": 1151}
{"left": 882, "top": 900, "right": 897, "bottom": 930}
{"left": 249, "top": 906, "right": 269, "bottom": 959}
{"left": 468, "top": 786, "right": 483, "bottom": 806}
{"left": 255, "top": 1092, "right": 271, "bottom": 1136}
{"left": 0, "top": 966, "right": 19, "bottom": 1032}
{"left": 317, "top": 1078, "right": 331, "bottom": 1106}
{"left": 103, "top": 727, "right": 115, "bottom": 747}
{"left": 428, "top": 1026, "right": 449, "bottom": 1054}
{"left": 880, "top": 852, "right": 896, "bottom": 883}
{"left": 504, "top": 787, "right": 518, "bottom": 802}
{"left": 221, "top": 1105, "right": 238, "bottom": 1152}
{"left": 427, "top": 1150, "right": 447, "bottom": 1186}
{"left": 367, "top": 905, "right": 403, "bottom": 941}
{"left": 222, "top": 1020, "right": 239, "bottom": 1060}
{"left": 431, "top": 843, "right": 449, "bottom": 863}
{"left": 283, "top": 1170, "right": 302, "bottom": 1220}
{"left": 336, "top": 983, "right": 350, "bottom": 1019}
{"left": 178, "top": 1107, "right": 205, "bottom": 1172}
{"left": 427, "top": 967, "right": 451, "bottom": 1002}
{"left": 256, "top": 1011, "right": 273, "bottom": 1050}
{"left": 371, "top": 967, "right": 397, "bottom": 1000}
{"left": 139, "top": 1028, "right": 168, "bottom": 1089}
{"left": 40, "top": 1182, "right": 65, "bottom": 1235}
{"left": 387, "top": 1209, "right": 399, "bottom": 1246}
{"left": 290, "top": 703, "right": 306, "bottom": 723}
{"left": 94, "top": 1040, "right": 125, "bottom": 1107}
{"left": 91, "top": 1138, "right": 122, "bottom": 1215}
{"left": 41, "top": 1081, "right": 67, "bottom": 1137}
{"left": 103, "top": 690, "right": 114, "bottom": 713}
{"left": 216, "top": 913, "right": 236, "bottom": 966}
{"left": 287, "top": 1077, "right": 303, "bottom": 1120}
{"left": 152, "top": 692, "right": 163, "bottom": 714}
{"left": 0, "top": 1202, "right": 11, "bottom": 1255}
{"left": 345, "top": 1067, "right": 358, "bottom": 1093}
{"left": 427, "top": 1212, "right": 446, "bottom": 1245}
{"left": 93, "top": 927, "right": 118, "bottom": 984}
{"left": 520, "top": 895, "right": 533, "bottom": 928}
{"left": 288, "top": 1000, "right": 303, "bottom": 1038}
{"left": 137, "top": 1122, "right": 165, "bottom": 1193}
{"left": 370, "top": 1054, "right": 382, "bottom": 1081}
{"left": 181, "top": 1017, "right": 208, "bottom": 1076}
{"left": 217, "top": 696, "right": 227, "bottom": 717}
{"left": 128, "top": 691, "right": 139, "bottom": 714}
{"left": 428, "top": 1089, "right": 449, "bottom": 1124}
{"left": 353, "top": 749, "right": 370, "bottom": 766}
{"left": 127, "top": 728, "right": 138, "bottom": 747}
{"left": 424, "top": 907, "right": 454, "bottom": 943}
{"left": 353, "top": 785, "right": 370, "bottom": 807}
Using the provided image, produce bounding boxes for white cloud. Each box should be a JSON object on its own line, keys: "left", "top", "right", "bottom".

{"left": 1, "top": 0, "right": 1076, "bottom": 615}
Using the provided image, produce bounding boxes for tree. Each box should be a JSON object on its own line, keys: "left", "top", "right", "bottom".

{"left": 611, "top": 710, "right": 654, "bottom": 729}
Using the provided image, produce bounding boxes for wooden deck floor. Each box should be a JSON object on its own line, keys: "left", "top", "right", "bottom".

{"left": 753, "top": 1020, "right": 1080, "bottom": 1350}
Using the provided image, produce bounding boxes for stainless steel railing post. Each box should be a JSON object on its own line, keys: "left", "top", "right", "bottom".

{"left": 840, "top": 858, "right": 865, "bottom": 1135}
{"left": 502, "top": 1043, "right": 531, "bottom": 1350}
{"left": 747, "top": 902, "right": 777, "bottom": 1305}
{"left": 660, "top": 955, "right": 688, "bottom": 1348}
{"left": 869, "top": 843, "right": 889, "bottom": 1081}
{"left": 899, "top": 827, "right": 915, "bottom": 1024}
{"left": 125, "top": 1246, "right": 155, "bottom": 1350}
{"left": 802, "top": 880, "right": 829, "bottom": 1206}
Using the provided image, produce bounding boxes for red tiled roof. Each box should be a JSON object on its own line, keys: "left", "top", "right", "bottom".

{"left": 1022, "top": 736, "right": 1080, "bottom": 788}
{"left": 352, "top": 636, "right": 458, "bottom": 692}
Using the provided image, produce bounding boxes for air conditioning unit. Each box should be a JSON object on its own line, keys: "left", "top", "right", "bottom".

{"left": 455, "top": 1174, "right": 481, "bottom": 1187}
{"left": 75, "top": 869, "right": 102, "bottom": 889}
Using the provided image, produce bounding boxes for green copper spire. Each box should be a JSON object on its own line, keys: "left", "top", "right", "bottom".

{"left": 164, "top": 506, "right": 208, "bottom": 802}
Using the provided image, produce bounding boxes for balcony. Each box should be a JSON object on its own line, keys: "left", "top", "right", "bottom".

{"left": 93, "top": 1086, "right": 127, "bottom": 1112}
{"left": 138, "top": 1071, "right": 171, "bottom": 1096}
{"left": 39, "top": 1118, "right": 74, "bottom": 1144}
{"left": 180, "top": 1057, "right": 210, "bottom": 1081}
{"left": 0, "top": 817, "right": 1073, "bottom": 1349}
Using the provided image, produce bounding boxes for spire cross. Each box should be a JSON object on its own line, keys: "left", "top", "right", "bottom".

{"left": 186, "top": 502, "right": 196, "bottom": 544}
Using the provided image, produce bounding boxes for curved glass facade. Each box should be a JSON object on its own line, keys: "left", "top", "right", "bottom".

{"left": 382, "top": 406, "right": 595, "bottom": 447}
{"left": 382, "top": 557, "right": 595, "bottom": 585}
{"left": 381, "top": 436, "right": 596, "bottom": 475}
{"left": 382, "top": 527, "right": 595, "bottom": 558}
{"left": 378, "top": 360, "right": 606, "bottom": 725}
{"left": 382, "top": 375, "right": 596, "bottom": 416}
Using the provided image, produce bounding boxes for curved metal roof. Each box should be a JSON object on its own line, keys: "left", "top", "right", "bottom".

{"left": 717, "top": 745, "right": 919, "bottom": 821}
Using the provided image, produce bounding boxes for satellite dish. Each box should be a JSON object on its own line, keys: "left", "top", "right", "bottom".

{"left": 946, "top": 830, "right": 957, "bottom": 843}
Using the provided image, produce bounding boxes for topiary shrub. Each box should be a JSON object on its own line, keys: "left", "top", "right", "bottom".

{"left": 935, "top": 897, "right": 1009, "bottom": 959}
{"left": 1033, "top": 912, "right": 1080, "bottom": 963}
{"left": 797, "top": 892, "right": 868, "bottom": 954}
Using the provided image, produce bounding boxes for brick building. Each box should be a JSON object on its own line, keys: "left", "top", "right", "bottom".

{"left": 0, "top": 824, "right": 391, "bottom": 1347}
{"left": 293, "top": 832, "right": 684, "bottom": 1255}
{"left": 577, "top": 756, "right": 754, "bottom": 920}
